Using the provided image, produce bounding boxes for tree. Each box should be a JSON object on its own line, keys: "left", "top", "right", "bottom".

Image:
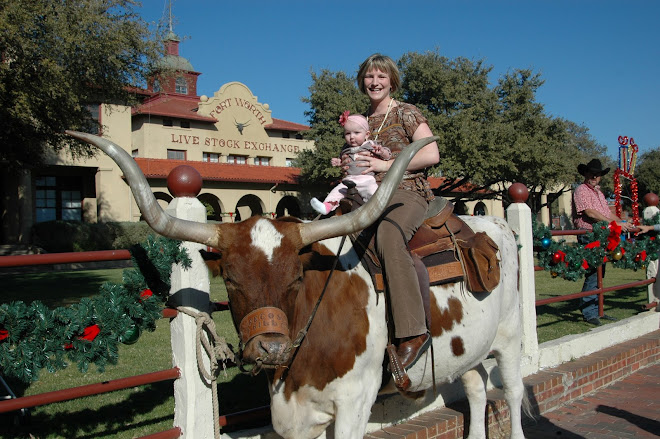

{"left": 635, "top": 147, "right": 660, "bottom": 196}
{"left": 398, "top": 51, "right": 510, "bottom": 190}
{"left": 0, "top": 0, "right": 162, "bottom": 170}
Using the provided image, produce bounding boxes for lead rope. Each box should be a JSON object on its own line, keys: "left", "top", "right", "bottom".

{"left": 176, "top": 306, "right": 235, "bottom": 439}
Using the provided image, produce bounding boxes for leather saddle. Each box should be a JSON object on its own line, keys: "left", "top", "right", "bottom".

{"left": 335, "top": 180, "right": 501, "bottom": 296}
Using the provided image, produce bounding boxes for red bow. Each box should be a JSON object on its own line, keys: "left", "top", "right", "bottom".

{"left": 606, "top": 221, "right": 622, "bottom": 251}
{"left": 65, "top": 324, "right": 101, "bottom": 349}
{"left": 338, "top": 110, "right": 350, "bottom": 126}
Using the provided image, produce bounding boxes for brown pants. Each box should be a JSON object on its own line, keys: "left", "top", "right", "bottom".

{"left": 374, "top": 189, "right": 428, "bottom": 339}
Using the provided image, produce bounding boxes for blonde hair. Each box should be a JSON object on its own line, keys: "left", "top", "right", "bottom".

{"left": 357, "top": 53, "right": 401, "bottom": 94}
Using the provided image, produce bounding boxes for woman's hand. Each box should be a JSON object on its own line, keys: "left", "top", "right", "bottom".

{"left": 350, "top": 152, "right": 391, "bottom": 174}
{"left": 330, "top": 157, "right": 341, "bottom": 167}
{"left": 636, "top": 224, "right": 656, "bottom": 235}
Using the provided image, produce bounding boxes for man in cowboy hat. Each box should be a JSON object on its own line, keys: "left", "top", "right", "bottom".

{"left": 573, "top": 158, "right": 632, "bottom": 325}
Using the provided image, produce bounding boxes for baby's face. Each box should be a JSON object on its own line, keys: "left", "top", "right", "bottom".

{"left": 343, "top": 121, "right": 369, "bottom": 147}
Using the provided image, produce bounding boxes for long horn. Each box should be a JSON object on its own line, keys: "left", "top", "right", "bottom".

{"left": 66, "top": 131, "right": 221, "bottom": 247}
{"left": 298, "top": 136, "right": 439, "bottom": 247}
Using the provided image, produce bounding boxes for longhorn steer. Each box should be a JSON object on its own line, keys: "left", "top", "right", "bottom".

{"left": 67, "top": 131, "right": 528, "bottom": 439}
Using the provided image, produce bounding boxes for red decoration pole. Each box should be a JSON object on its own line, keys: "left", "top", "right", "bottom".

{"left": 615, "top": 135, "right": 640, "bottom": 226}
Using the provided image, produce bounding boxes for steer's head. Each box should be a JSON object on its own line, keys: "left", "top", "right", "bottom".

{"left": 66, "top": 130, "right": 438, "bottom": 371}
{"left": 201, "top": 217, "right": 306, "bottom": 370}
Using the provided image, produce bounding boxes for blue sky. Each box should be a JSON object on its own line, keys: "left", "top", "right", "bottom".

{"left": 138, "top": 0, "right": 658, "bottom": 161}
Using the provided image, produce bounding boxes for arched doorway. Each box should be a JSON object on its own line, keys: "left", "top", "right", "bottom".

{"left": 234, "top": 194, "right": 264, "bottom": 222}
{"left": 453, "top": 200, "right": 468, "bottom": 215}
{"left": 198, "top": 193, "right": 223, "bottom": 222}
{"left": 473, "top": 202, "right": 487, "bottom": 216}
{"left": 276, "top": 196, "right": 301, "bottom": 219}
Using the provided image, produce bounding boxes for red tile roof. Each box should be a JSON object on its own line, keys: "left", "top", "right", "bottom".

{"left": 134, "top": 158, "right": 301, "bottom": 184}
{"left": 266, "top": 118, "right": 309, "bottom": 132}
{"left": 132, "top": 95, "right": 217, "bottom": 122}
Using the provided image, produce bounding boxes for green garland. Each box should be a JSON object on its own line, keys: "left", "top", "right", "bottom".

{"left": 0, "top": 235, "right": 190, "bottom": 383}
{"left": 534, "top": 215, "right": 660, "bottom": 281}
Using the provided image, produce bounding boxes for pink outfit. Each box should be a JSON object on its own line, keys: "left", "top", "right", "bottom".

{"left": 572, "top": 183, "right": 611, "bottom": 230}
{"left": 313, "top": 139, "right": 391, "bottom": 214}
{"left": 323, "top": 174, "right": 380, "bottom": 207}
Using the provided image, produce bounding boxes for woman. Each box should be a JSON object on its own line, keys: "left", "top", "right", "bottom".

{"left": 351, "top": 53, "right": 440, "bottom": 370}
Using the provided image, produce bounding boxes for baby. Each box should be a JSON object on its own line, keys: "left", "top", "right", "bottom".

{"left": 311, "top": 111, "right": 391, "bottom": 215}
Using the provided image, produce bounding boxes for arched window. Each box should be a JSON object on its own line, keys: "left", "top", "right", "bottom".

{"left": 153, "top": 79, "right": 161, "bottom": 93}
{"left": 175, "top": 76, "right": 187, "bottom": 94}
{"left": 474, "top": 202, "right": 487, "bottom": 216}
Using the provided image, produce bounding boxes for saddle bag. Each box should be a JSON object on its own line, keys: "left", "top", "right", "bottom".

{"left": 457, "top": 232, "right": 500, "bottom": 293}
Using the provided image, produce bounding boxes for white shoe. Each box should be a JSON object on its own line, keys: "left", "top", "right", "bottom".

{"left": 310, "top": 198, "right": 327, "bottom": 215}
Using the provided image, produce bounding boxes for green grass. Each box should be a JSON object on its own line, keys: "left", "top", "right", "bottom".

{"left": 535, "top": 266, "right": 650, "bottom": 343}
{"left": 0, "top": 265, "right": 652, "bottom": 437}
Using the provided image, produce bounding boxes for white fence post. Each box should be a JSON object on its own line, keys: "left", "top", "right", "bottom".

{"left": 505, "top": 184, "right": 539, "bottom": 375}
{"left": 166, "top": 166, "right": 214, "bottom": 438}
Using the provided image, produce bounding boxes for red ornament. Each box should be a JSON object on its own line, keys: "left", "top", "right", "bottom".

{"left": 0, "top": 329, "right": 8, "bottom": 342}
{"left": 551, "top": 251, "right": 564, "bottom": 265}
{"left": 65, "top": 324, "right": 101, "bottom": 349}
{"left": 140, "top": 289, "right": 154, "bottom": 301}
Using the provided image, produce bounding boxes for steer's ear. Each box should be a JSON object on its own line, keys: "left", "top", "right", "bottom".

{"left": 199, "top": 249, "right": 223, "bottom": 277}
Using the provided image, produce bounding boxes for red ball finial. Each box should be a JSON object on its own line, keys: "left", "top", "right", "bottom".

{"left": 167, "top": 165, "right": 202, "bottom": 198}
{"left": 508, "top": 183, "right": 529, "bottom": 203}
{"left": 643, "top": 192, "right": 659, "bottom": 207}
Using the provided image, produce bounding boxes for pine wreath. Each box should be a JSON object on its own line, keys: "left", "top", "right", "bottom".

{"left": 534, "top": 216, "right": 660, "bottom": 281}
{"left": 0, "top": 235, "right": 190, "bottom": 383}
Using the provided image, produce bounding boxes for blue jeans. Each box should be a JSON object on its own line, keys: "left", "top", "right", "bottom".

{"left": 578, "top": 234, "right": 605, "bottom": 320}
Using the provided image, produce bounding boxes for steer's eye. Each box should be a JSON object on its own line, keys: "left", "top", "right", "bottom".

{"left": 289, "top": 276, "right": 303, "bottom": 289}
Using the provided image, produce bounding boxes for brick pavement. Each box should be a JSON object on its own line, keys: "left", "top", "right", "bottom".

{"left": 523, "top": 363, "right": 659, "bottom": 438}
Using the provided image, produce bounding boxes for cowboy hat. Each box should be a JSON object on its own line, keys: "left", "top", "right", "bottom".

{"left": 578, "top": 159, "right": 610, "bottom": 177}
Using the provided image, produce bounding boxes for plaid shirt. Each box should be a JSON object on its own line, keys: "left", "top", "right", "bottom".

{"left": 572, "top": 183, "right": 611, "bottom": 230}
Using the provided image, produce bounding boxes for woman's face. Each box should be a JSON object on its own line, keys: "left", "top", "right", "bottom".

{"left": 363, "top": 68, "right": 391, "bottom": 102}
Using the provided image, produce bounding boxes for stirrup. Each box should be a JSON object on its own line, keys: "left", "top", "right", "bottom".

{"left": 386, "top": 344, "right": 411, "bottom": 391}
